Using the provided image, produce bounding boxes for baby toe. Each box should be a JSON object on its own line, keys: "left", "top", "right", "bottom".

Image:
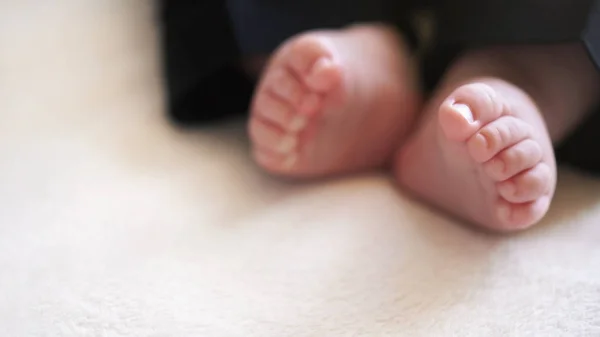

{"left": 497, "top": 163, "right": 553, "bottom": 203}
{"left": 264, "top": 67, "right": 305, "bottom": 107}
{"left": 253, "top": 149, "right": 299, "bottom": 173}
{"left": 285, "top": 34, "right": 335, "bottom": 76}
{"left": 467, "top": 116, "right": 532, "bottom": 163}
{"left": 439, "top": 83, "right": 505, "bottom": 141}
{"left": 252, "top": 92, "right": 297, "bottom": 129}
{"left": 249, "top": 119, "right": 298, "bottom": 155}
{"left": 483, "top": 138, "right": 543, "bottom": 181}
{"left": 305, "top": 57, "right": 343, "bottom": 93}
{"left": 496, "top": 196, "right": 551, "bottom": 231}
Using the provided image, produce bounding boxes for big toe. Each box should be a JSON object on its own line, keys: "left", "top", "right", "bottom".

{"left": 438, "top": 83, "right": 506, "bottom": 142}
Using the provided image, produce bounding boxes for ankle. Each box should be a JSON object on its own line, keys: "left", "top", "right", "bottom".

{"left": 505, "top": 44, "right": 600, "bottom": 141}
{"left": 450, "top": 44, "right": 600, "bottom": 142}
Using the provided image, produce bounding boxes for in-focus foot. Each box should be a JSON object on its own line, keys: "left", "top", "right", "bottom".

{"left": 248, "top": 24, "right": 420, "bottom": 178}
{"left": 395, "top": 48, "right": 563, "bottom": 231}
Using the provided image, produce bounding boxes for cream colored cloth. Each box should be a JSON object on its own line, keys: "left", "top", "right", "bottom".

{"left": 1, "top": 2, "right": 600, "bottom": 336}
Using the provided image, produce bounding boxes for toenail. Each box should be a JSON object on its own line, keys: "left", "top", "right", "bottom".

{"left": 474, "top": 133, "right": 489, "bottom": 150}
{"left": 452, "top": 102, "right": 475, "bottom": 123}
{"left": 283, "top": 153, "right": 298, "bottom": 169}
{"left": 289, "top": 115, "right": 307, "bottom": 132}
{"left": 299, "top": 94, "right": 321, "bottom": 115}
{"left": 313, "top": 57, "right": 334, "bottom": 72}
{"left": 277, "top": 135, "right": 297, "bottom": 153}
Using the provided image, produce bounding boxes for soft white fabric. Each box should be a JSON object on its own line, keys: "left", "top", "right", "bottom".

{"left": 1, "top": 2, "right": 600, "bottom": 336}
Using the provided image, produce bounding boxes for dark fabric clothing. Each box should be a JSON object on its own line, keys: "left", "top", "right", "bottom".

{"left": 159, "top": 0, "right": 600, "bottom": 174}
{"left": 226, "top": 0, "right": 413, "bottom": 54}
{"left": 425, "top": 0, "right": 600, "bottom": 88}
{"left": 159, "top": 0, "right": 418, "bottom": 125}
{"left": 160, "top": 0, "right": 238, "bottom": 106}
{"left": 436, "top": 0, "right": 596, "bottom": 47}
{"left": 160, "top": 0, "right": 252, "bottom": 124}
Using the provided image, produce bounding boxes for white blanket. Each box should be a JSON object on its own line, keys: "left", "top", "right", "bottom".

{"left": 1, "top": 1, "right": 599, "bottom": 336}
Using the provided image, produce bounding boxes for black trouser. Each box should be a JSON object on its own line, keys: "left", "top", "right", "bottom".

{"left": 159, "top": 0, "right": 600, "bottom": 174}
{"left": 160, "top": 0, "right": 250, "bottom": 123}
{"left": 159, "top": 0, "right": 416, "bottom": 124}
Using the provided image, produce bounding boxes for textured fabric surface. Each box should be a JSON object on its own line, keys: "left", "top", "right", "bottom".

{"left": 1, "top": 2, "right": 600, "bottom": 336}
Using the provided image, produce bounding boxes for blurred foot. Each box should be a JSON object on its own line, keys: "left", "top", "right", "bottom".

{"left": 249, "top": 24, "right": 420, "bottom": 178}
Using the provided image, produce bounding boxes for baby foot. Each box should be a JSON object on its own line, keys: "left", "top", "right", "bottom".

{"left": 248, "top": 24, "right": 420, "bottom": 178}
{"left": 395, "top": 80, "right": 556, "bottom": 231}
